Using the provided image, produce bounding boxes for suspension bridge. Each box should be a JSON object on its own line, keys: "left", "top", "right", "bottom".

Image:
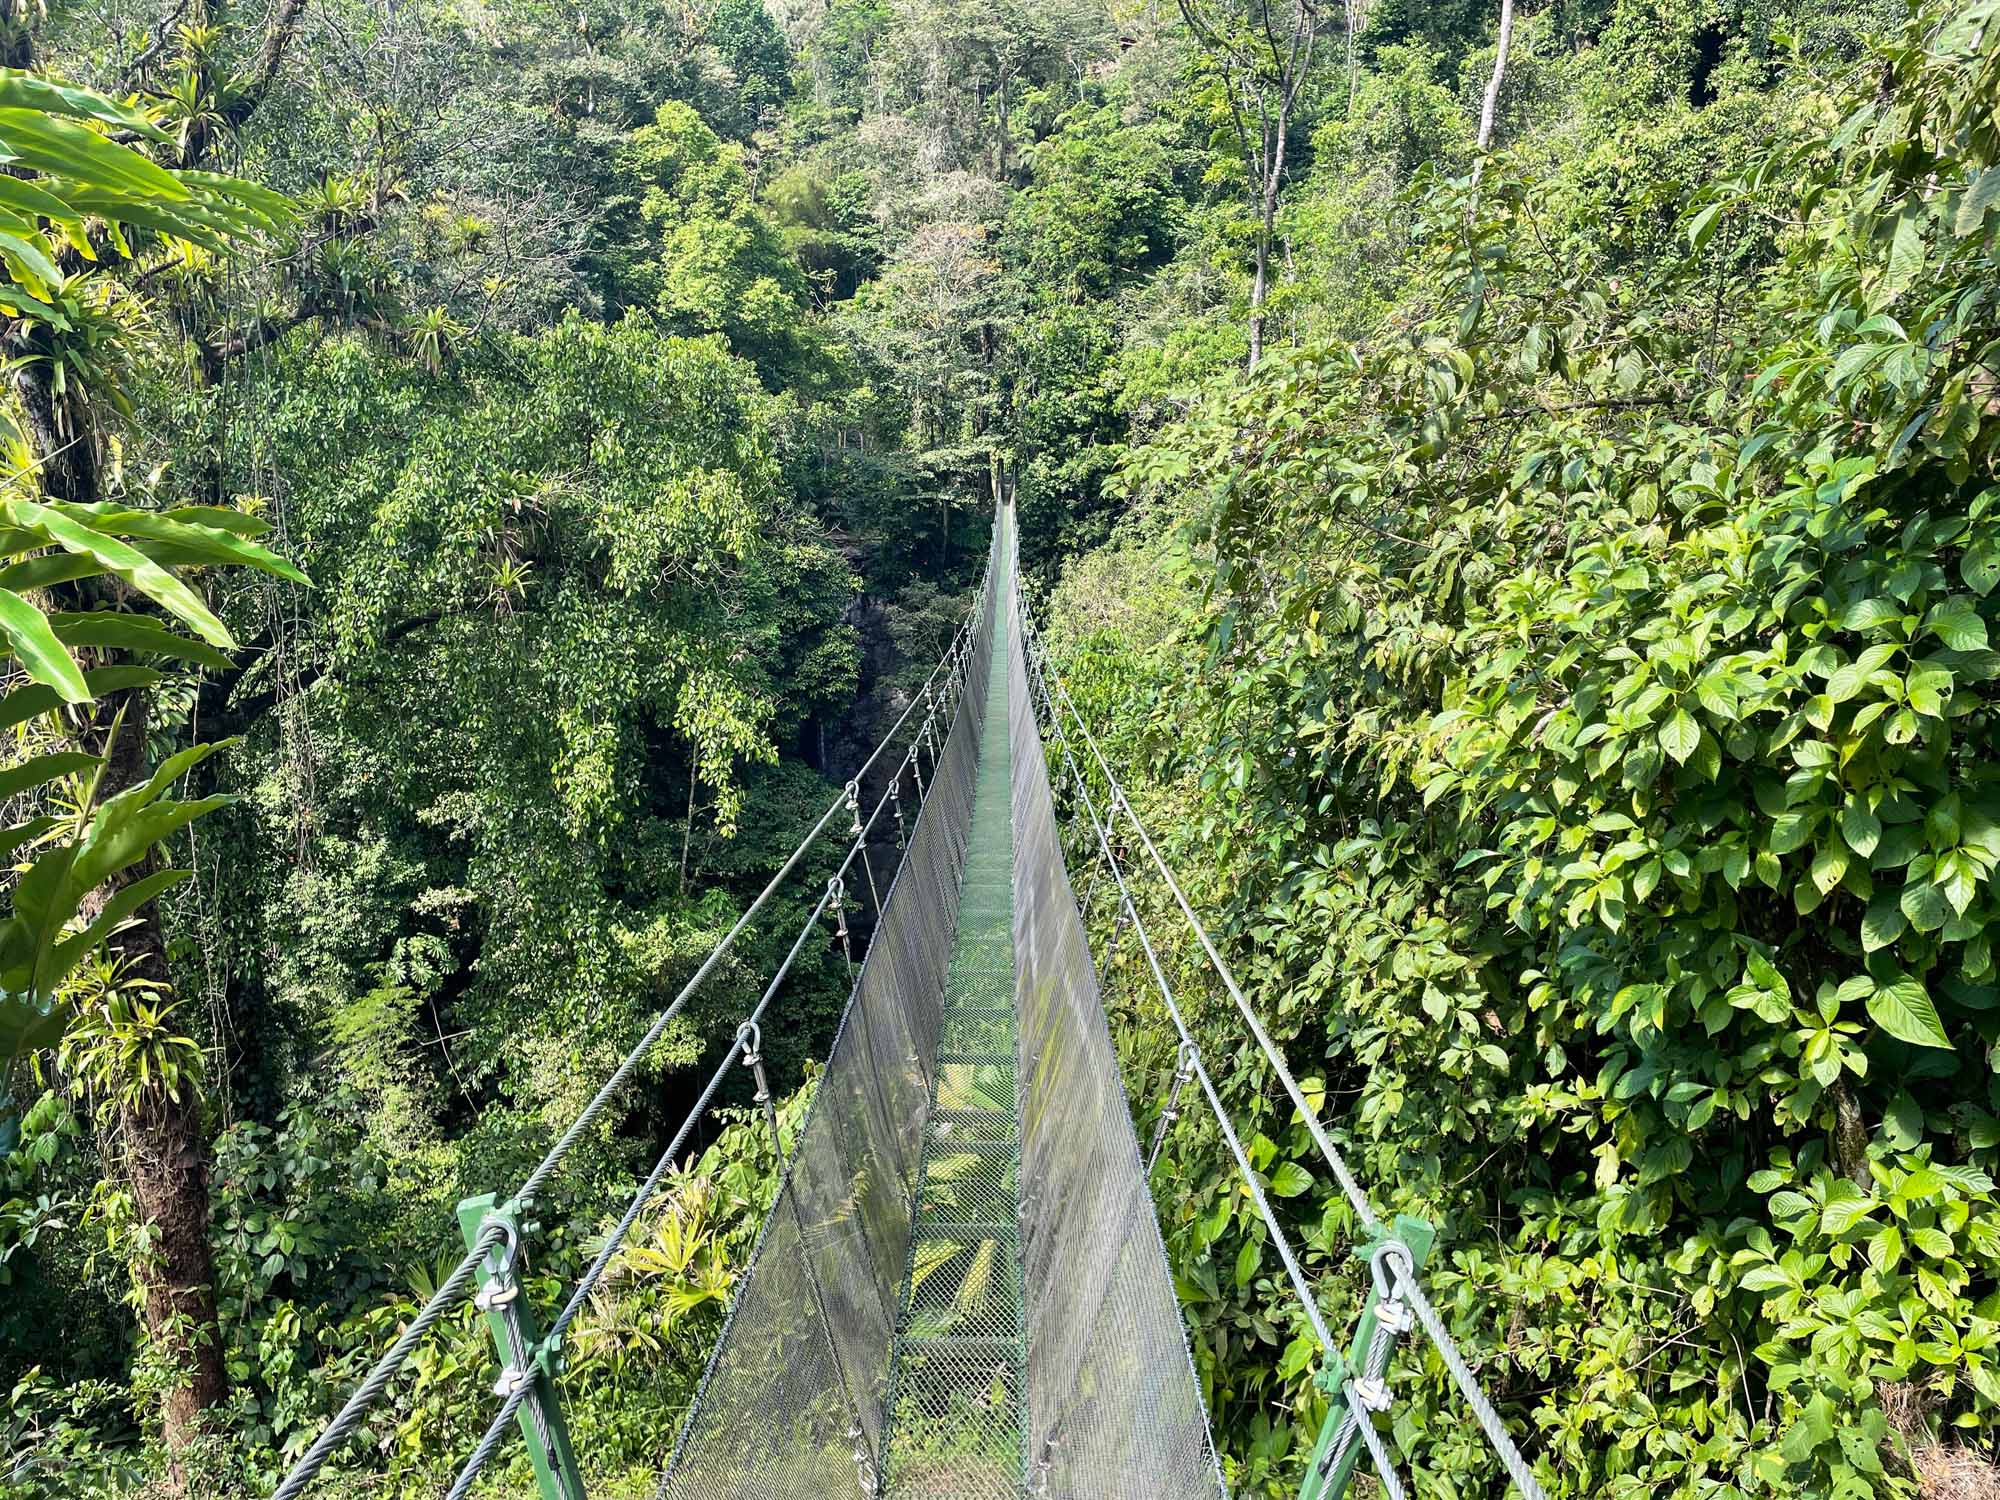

{"left": 266, "top": 508, "right": 1550, "bottom": 1500}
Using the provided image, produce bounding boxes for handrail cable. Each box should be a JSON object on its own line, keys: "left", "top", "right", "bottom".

{"left": 446, "top": 874, "right": 850, "bottom": 1499}
{"left": 1028, "top": 660, "right": 1407, "bottom": 1496}
{"left": 271, "top": 568, "right": 989, "bottom": 1500}
{"left": 1019, "top": 587, "right": 1549, "bottom": 1500}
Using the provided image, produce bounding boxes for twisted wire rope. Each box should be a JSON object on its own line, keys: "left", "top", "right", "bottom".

{"left": 272, "top": 584, "right": 988, "bottom": 1500}
{"left": 1020, "top": 590, "right": 1550, "bottom": 1500}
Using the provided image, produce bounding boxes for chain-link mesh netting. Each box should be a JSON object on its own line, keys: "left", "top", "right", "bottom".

{"left": 1007, "top": 549, "right": 1226, "bottom": 1500}
{"left": 659, "top": 538, "right": 1000, "bottom": 1500}
{"left": 878, "top": 515, "right": 1027, "bottom": 1497}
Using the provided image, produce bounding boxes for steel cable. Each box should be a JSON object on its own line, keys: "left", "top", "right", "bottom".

{"left": 270, "top": 590, "right": 986, "bottom": 1500}
{"left": 1020, "top": 591, "right": 1550, "bottom": 1500}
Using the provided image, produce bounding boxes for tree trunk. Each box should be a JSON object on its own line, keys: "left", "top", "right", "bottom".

{"left": 1248, "top": 239, "right": 1267, "bottom": 370}
{"left": 1830, "top": 1080, "right": 1872, "bottom": 1192}
{"left": 1249, "top": 109, "right": 1290, "bottom": 372}
{"left": 122, "top": 1078, "right": 227, "bottom": 1466}
{"left": 86, "top": 694, "right": 228, "bottom": 1489}
{"left": 1474, "top": 0, "right": 1516, "bottom": 168}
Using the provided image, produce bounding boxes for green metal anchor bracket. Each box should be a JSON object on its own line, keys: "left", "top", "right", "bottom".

{"left": 458, "top": 1193, "right": 587, "bottom": 1500}
{"left": 1298, "top": 1212, "right": 1435, "bottom": 1500}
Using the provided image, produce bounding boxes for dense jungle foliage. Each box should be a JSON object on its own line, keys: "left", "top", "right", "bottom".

{"left": 3, "top": 0, "right": 1998, "bottom": 1497}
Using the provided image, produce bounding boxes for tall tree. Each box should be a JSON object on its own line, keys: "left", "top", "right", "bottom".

{"left": 1176, "top": 0, "right": 1322, "bottom": 369}
{"left": 0, "top": 6, "right": 305, "bottom": 1475}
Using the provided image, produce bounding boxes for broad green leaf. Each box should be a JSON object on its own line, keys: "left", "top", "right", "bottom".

{"left": 1687, "top": 201, "right": 1724, "bottom": 250}
{"left": 1883, "top": 1091, "right": 1923, "bottom": 1148}
{"left": 0, "top": 175, "right": 77, "bottom": 226}
{"left": 0, "top": 107, "right": 185, "bottom": 200}
{"left": 1234, "top": 1237, "right": 1260, "bottom": 1288}
{"left": 0, "top": 987, "right": 67, "bottom": 1054}
{"left": 1266, "top": 1162, "right": 1312, "bottom": 1198}
{"left": 1866, "top": 974, "right": 1952, "bottom": 1049}
{"left": 1840, "top": 597, "right": 1901, "bottom": 630}
{"left": 0, "top": 228, "right": 62, "bottom": 290}
{"left": 1883, "top": 211, "right": 1925, "bottom": 301}
{"left": 45, "top": 502, "right": 308, "bottom": 586}
{"left": 1825, "top": 660, "right": 1869, "bottom": 703}
{"left": 1659, "top": 708, "right": 1699, "bottom": 764}
{"left": 0, "top": 814, "right": 58, "bottom": 863}
{"left": 0, "top": 750, "right": 97, "bottom": 800}
{"left": 174, "top": 170, "right": 297, "bottom": 229}
{"left": 1861, "top": 893, "right": 1906, "bottom": 951}
{"left": 1900, "top": 879, "right": 1951, "bottom": 934}
{"left": 1841, "top": 802, "right": 1881, "bottom": 857}
{"left": 40, "top": 865, "right": 192, "bottom": 982}
{"left": 1937, "top": 850, "right": 1979, "bottom": 915}
{"left": 1926, "top": 599, "right": 1988, "bottom": 651}
{"left": 0, "top": 499, "right": 233, "bottom": 646}
{"left": 1956, "top": 164, "right": 2000, "bottom": 236}
{"left": 1964, "top": 543, "right": 2000, "bottom": 597}
{"left": 0, "top": 70, "right": 164, "bottom": 139}
{"left": 1694, "top": 672, "right": 1739, "bottom": 719}
{"left": 48, "top": 611, "right": 234, "bottom": 671}
{"left": 0, "top": 587, "right": 87, "bottom": 701}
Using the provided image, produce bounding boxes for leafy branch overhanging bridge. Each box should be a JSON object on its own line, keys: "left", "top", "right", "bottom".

{"left": 266, "top": 508, "right": 1550, "bottom": 1500}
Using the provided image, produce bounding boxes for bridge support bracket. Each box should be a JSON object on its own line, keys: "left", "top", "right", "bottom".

{"left": 1298, "top": 1212, "right": 1435, "bottom": 1500}
{"left": 458, "top": 1192, "right": 588, "bottom": 1500}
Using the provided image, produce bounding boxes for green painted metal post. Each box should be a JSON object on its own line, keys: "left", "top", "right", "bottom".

{"left": 457, "top": 1193, "right": 587, "bottom": 1500}
{"left": 1299, "top": 1213, "right": 1435, "bottom": 1500}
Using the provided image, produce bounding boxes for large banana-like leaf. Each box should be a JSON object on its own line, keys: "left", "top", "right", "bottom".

{"left": 0, "top": 815, "right": 58, "bottom": 863}
{"left": 0, "top": 666, "right": 160, "bottom": 732}
{"left": 0, "top": 108, "right": 185, "bottom": 201}
{"left": 48, "top": 611, "right": 235, "bottom": 670}
{"left": 0, "top": 498, "right": 234, "bottom": 645}
{"left": 0, "top": 750, "right": 98, "bottom": 801}
{"left": 0, "top": 70, "right": 165, "bottom": 140}
{"left": 0, "top": 170, "right": 82, "bottom": 226}
{"left": 0, "top": 989, "right": 68, "bottom": 1056}
{"left": 44, "top": 501, "right": 310, "bottom": 585}
{"left": 0, "top": 587, "right": 88, "bottom": 701}
{"left": 39, "top": 864, "right": 193, "bottom": 987}
{"left": 0, "top": 228, "right": 62, "bottom": 293}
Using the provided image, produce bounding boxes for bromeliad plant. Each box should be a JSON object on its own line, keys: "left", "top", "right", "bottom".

{"left": 0, "top": 67, "right": 300, "bottom": 1056}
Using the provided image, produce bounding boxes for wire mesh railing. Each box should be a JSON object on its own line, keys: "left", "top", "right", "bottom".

{"left": 1004, "top": 550, "right": 1226, "bottom": 1500}
{"left": 1016, "top": 583, "right": 1552, "bottom": 1500}
{"left": 655, "top": 524, "right": 1003, "bottom": 1500}
{"left": 664, "top": 506, "right": 1231, "bottom": 1499}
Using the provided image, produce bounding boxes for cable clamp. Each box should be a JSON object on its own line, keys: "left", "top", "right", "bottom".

{"left": 1352, "top": 1376, "right": 1391, "bottom": 1413}
{"left": 474, "top": 1212, "right": 521, "bottom": 1281}
{"left": 1374, "top": 1296, "right": 1414, "bottom": 1335}
{"left": 473, "top": 1278, "right": 519, "bottom": 1312}
{"left": 493, "top": 1366, "right": 534, "bottom": 1399}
